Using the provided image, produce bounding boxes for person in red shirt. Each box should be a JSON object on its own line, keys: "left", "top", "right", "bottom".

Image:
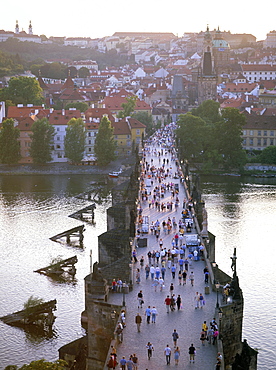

{"left": 165, "top": 295, "right": 171, "bottom": 313}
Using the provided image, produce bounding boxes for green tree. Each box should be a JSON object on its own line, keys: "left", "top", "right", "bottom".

{"left": 176, "top": 113, "right": 207, "bottom": 161}
{"left": 64, "top": 118, "right": 86, "bottom": 164}
{"left": 78, "top": 67, "right": 90, "bottom": 78}
{"left": 64, "top": 102, "right": 89, "bottom": 112}
{"left": 29, "top": 118, "right": 55, "bottom": 164}
{"left": 191, "top": 99, "right": 220, "bottom": 124}
{"left": 216, "top": 108, "right": 247, "bottom": 169}
{"left": 259, "top": 145, "right": 276, "bottom": 164}
{"left": 117, "top": 95, "right": 137, "bottom": 119}
{"left": 4, "top": 359, "right": 67, "bottom": 370}
{"left": 0, "top": 118, "right": 21, "bottom": 164}
{"left": 132, "top": 111, "right": 154, "bottom": 136}
{"left": 94, "top": 116, "right": 116, "bottom": 166}
{"left": 0, "top": 76, "right": 44, "bottom": 105}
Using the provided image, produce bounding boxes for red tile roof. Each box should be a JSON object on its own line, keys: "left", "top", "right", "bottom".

{"left": 112, "top": 120, "right": 131, "bottom": 135}
{"left": 48, "top": 110, "right": 81, "bottom": 125}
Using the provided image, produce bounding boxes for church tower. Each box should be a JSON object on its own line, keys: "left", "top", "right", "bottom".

{"left": 15, "top": 20, "right": 19, "bottom": 34}
{"left": 28, "top": 20, "right": 33, "bottom": 35}
{"left": 212, "top": 26, "right": 230, "bottom": 74}
{"left": 197, "top": 25, "right": 217, "bottom": 104}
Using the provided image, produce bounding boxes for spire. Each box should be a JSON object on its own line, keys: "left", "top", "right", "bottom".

{"left": 15, "top": 20, "right": 19, "bottom": 34}
{"left": 28, "top": 20, "right": 33, "bottom": 35}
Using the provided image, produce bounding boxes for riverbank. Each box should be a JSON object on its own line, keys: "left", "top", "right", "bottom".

{"left": 0, "top": 159, "right": 123, "bottom": 176}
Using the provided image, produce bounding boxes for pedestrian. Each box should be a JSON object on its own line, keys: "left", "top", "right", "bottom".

{"left": 188, "top": 343, "right": 196, "bottom": 363}
{"left": 161, "top": 265, "right": 166, "bottom": 279}
{"left": 115, "top": 323, "right": 123, "bottom": 343}
{"left": 169, "top": 282, "right": 174, "bottom": 296}
{"left": 207, "top": 325, "right": 214, "bottom": 344}
{"left": 135, "top": 313, "right": 142, "bottom": 332}
{"left": 140, "top": 256, "right": 144, "bottom": 269}
{"left": 132, "top": 353, "right": 138, "bottom": 370}
{"left": 159, "top": 277, "right": 164, "bottom": 291}
{"left": 171, "top": 264, "right": 176, "bottom": 279}
{"left": 126, "top": 357, "right": 134, "bottom": 370}
{"left": 170, "top": 294, "right": 176, "bottom": 311}
{"left": 174, "top": 346, "right": 180, "bottom": 365}
{"left": 182, "top": 270, "right": 187, "bottom": 284}
{"left": 202, "top": 321, "right": 208, "bottom": 332}
{"left": 176, "top": 294, "right": 182, "bottom": 310}
{"left": 172, "top": 329, "right": 179, "bottom": 347}
{"left": 199, "top": 293, "right": 205, "bottom": 308}
{"left": 178, "top": 270, "right": 182, "bottom": 285}
{"left": 152, "top": 277, "right": 159, "bottom": 292}
{"left": 107, "top": 355, "right": 117, "bottom": 369}
{"left": 150, "top": 265, "right": 155, "bottom": 280}
{"left": 132, "top": 249, "right": 138, "bottom": 263}
{"left": 189, "top": 271, "right": 194, "bottom": 286}
{"left": 194, "top": 292, "right": 200, "bottom": 309}
{"left": 151, "top": 306, "right": 158, "bottom": 323}
{"left": 165, "top": 295, "right": 171, "bottom": 313}
{"left": 137, "top": 290, "right": 143, "bottom": 308}
{"left": 145, "top": 306, "right": 151, "bottom": 324}
{"left": 146, "top": 342, "right": 154, "bottom": 360}
{"left": 213, "top": 328, "right": 219, "bottom": 345}
{"left": 145, "top": 264, "right": 150, "bottom": 279}
{"left": 200, "top": 330, "right": 206, "bottom": 345}
{"left": 164, "top": 344, "right": 172, "bottom": 365}
{"left": 204, "top": 270, "right": 209, "bottom": 284}
{"left": 119, "top": 356, "right": 127, "bottom": 370}
{"left": 136, "top": 268, "right": 141, "bottom": 284}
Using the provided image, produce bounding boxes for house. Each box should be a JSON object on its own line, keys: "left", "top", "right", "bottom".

{"left": 259, "top": 89, "right": 276, "bottom": 107}
{"left": 112, "top": 117, "right": 146, "bottom": 155}
{"left": 103, "top": 92, "right": 151, "bottom": 116}
{"left": 242, "top": 115, "right": 276, "bottom": 151}
{"left": 84, "top": 107, "right": 114, "bottom": 156}
{"left": 242, "top": 64, "right": 276, "bottom": 82}
{"left": 48, "top": 109, "right": 81, "bottom": 162}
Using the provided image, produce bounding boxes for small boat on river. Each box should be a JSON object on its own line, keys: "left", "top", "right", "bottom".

{"left": 108, "top": 169, "right": 122, "bottom": 178}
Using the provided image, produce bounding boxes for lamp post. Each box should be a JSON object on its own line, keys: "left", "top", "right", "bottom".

{"left": 215, "top": 282, "right": 220, "bottom": 309}
{"left": 122, "top": 282, "right": 126, "bottom": 307}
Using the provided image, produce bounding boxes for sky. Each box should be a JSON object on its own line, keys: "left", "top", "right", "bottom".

{"left": 2, "top": 0, "right": 275, "bottom": 41}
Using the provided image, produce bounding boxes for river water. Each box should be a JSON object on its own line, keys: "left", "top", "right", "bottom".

{"left": 201, "top": 175, "right": 276, "bottom": 370}
{"left": 0, "top": 174, "right": 275, "bottom": 369}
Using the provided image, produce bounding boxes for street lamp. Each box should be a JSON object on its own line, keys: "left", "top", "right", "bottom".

{"left": 215, "top": 282, "right": 220, "bottom": 309}
{"left": 122, "top": 282, "right": 126, "bottom": 307}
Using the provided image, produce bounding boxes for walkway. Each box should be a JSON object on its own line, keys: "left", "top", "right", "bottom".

{"left": 109, "top": 132, "right": 219, "bottom": 369}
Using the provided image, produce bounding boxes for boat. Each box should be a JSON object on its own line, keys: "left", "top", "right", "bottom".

{"left": 108, "top": 169, "right": 122, "bottom": 178}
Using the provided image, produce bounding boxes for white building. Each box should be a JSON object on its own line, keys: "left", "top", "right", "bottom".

{"left": 242, "top": 64, "right": 276, "bottom": 82}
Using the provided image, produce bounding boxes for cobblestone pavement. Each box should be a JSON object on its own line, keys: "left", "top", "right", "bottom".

{"left": 109, "top": 139, "right": 219, "bottom": 369}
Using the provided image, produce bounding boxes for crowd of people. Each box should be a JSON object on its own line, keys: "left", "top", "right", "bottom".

{"left": 110, "top": 124, "right": 221, "bottom": 368}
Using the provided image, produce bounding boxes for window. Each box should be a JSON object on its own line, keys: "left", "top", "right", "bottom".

{"left": 136, "top": 129, "right": 140, "bottom": 135}
{"left": 258, "top": 131, "right": 261, "bottom": 136}
{"left": 88, "top": 148, "right": 92, "bottom": 152}
{"left": 88, "top": 140, "right": 91, "bottom": 144}
{"left": 270, "top": 139, "right": 274, "bottom": 145}
{"left": 56, "top": 145, "right": 61, "bottom": 149}
{"left": 57, "top": 127, "right": 60, "bottom": 132}
{"left": 249, "top": 138, "right": 253, "bottom": 146}
{"left": 257, "top": 138, "right": 261, "bottom": 146}
{"left": 57, "top": 136, "right": 60, "bottom": 141}
{"left": 243, "top": 138, "right": 246, "bottom": 145}
{"left": 249, "top": 130, "right": 254, "bottom": 136}
{"left": 88, "top": 132, "right": 91, "bottom": 137}
{"left": 270, "top": 131, "right": 274, "bottom": 136}
{"left": 263, "top": 138, "right": 267, "bottom": 146}
{"left": 264, "top": 130, "right": 267, "bottom": 136}
{"left": 243, "top": 130, "right": 247, "bottom": 135}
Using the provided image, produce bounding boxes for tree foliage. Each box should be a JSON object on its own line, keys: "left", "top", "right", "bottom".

{"left": 0, "top": 118, "right": 21, "bottom": 164}
{"left": 0, "top": 50, "right": 24, "bottom": 77}
{"left": 176, "top": 113, "right": 207, "bottom": 160}
{"left": 94, "top": 116, "right": 116, "bottom": 166}
{"left": 4, "top": 359, "right": 67, "bottom": 370}
{"left": 29, "top": 118, "right": 55, "bottom": 164}
{"left": 78, "top": 67, "right": 90, "bottom": 78}
{"left": 176, "top": 105, "right": 247, "bottom": 170}
{"left": 0, "top": 76, "right": 44, "bottom": 106}
{"left": 259, "top": 145, "right": 276, "bottom": 164}
{"left": 64, "top": 118, "right": 86, "bottom": 164}
{"left": 64, "top": 102, "right": 89, "bottom": 112}
{"left": 117, "top": 96, "right": 137, "bottom": 119}
{"left": 191, "top": 99, "right": 220, "bottom": 124}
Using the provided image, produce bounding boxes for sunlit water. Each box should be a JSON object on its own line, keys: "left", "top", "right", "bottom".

{"left": 0, "top": 175, "right": 111, "bottom": 369}
{"left": 201, "top": 175, "right": 276, "bottom": 370}
{"left": 0, "top": 174, "right": 275, "bottom": 369}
